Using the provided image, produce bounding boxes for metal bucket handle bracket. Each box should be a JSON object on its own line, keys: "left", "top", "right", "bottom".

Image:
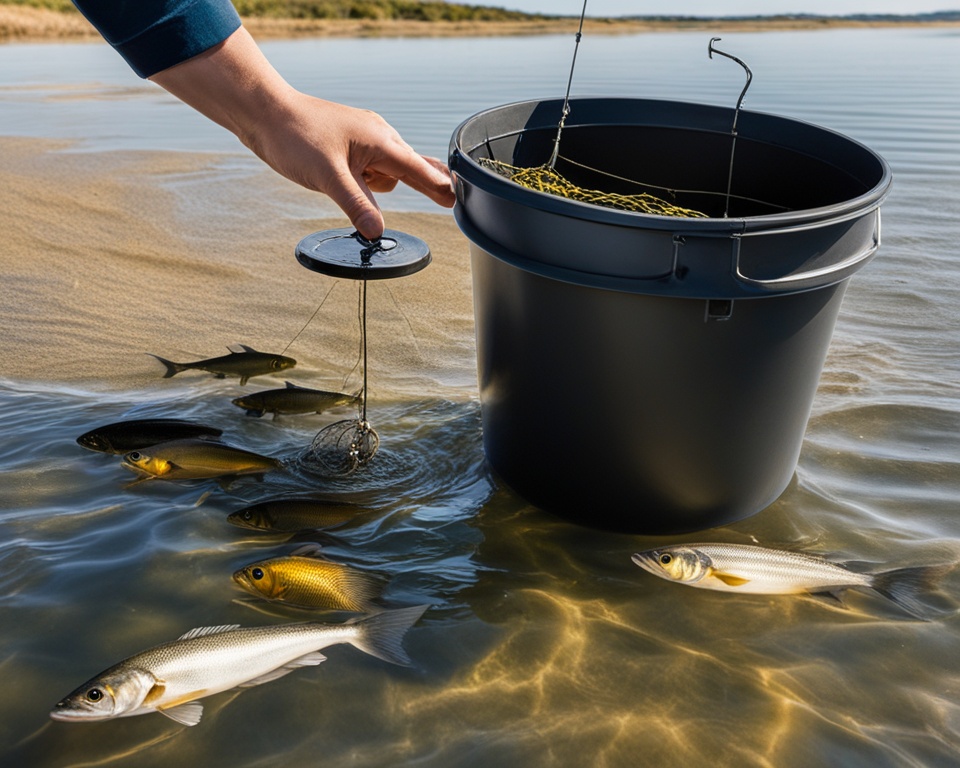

{"left": 731, "top": 208, "right": 881, "bottom": 291}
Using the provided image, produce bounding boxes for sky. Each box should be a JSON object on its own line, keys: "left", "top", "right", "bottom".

{"left": 490, "top": 2, "right": 957, "bottom": 16}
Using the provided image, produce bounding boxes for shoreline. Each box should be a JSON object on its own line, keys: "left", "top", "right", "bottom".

{"left": 2, "top": 7, "right": 960, "bottom": 43}
{"left": 0, "top": 136, "right": 477, "bottom": 395}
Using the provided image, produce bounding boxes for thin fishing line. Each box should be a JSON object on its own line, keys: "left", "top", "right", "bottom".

{"left": 385, "top": 284, "right": 422, "bottom": 358}
{"left": 354, "top": 278, "right": 369, "bottom": 424}
{"left": 340, "top": 281, "right": 364, "bottom": 393}
{"left": 280, "top": 280, "right": 338, "bottom": 357}
{"left": 548, "top": 0, "right": 589, "bottom": 169}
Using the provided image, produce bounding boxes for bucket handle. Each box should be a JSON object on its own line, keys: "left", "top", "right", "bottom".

{"left": 732, "top": 209, "right": 881, "bottom": 289}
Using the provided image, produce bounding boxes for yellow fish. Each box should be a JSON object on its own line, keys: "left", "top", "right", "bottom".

{"left": 233, "top": 548, "right": 385, "bottom": 612}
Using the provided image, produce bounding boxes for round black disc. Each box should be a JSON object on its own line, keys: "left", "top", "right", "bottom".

{"left": 295, "top": 227, "right": 431, "bottom": 280}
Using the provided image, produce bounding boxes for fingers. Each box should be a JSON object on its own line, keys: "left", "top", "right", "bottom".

{"left": 325, "top": 168, "right": 385, "bottom": 241}
{"left": 369, "top": 149, "right": 456, "bottom": 209}
{"left": 338, "top": 148, "right": 453, "bottom": 239}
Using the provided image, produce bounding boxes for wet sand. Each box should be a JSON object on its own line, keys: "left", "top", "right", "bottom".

{"left": 0, "top": 136, "right": 477, "bottom": 396}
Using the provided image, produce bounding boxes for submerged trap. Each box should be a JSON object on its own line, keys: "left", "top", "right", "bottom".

{"left": 294, "top": 227, "right": 431, "bottom": 476}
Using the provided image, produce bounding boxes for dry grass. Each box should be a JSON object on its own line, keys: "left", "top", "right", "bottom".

{"left": 0, "top": 6, "right": 98, "bottom": 41}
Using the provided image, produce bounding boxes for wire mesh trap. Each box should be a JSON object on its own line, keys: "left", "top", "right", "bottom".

{"left": 294, "top": 228, "right": 431, "bottom": 477}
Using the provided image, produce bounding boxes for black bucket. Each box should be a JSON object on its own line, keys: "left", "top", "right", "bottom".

{"left": 449, "top": 97, "right": 891, "bottom": 533}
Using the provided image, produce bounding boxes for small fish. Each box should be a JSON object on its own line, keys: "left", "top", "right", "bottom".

{"left": 148, "top": 345, "right": 296, "bottom": 385}
{"left": 231, "top": 382, "right": 358, "bottom": 419}
{"left": 50, "top": 605, "right": 428, "bottom": 726}
{"left": 76, "top": 419, "right": 223, "bottom": 454}
{"left": 632, "top": 543, "right": 950, "bottom": 618}
{"left": 233, "top": 547, "right": 385, "bottom": 611}
{"left": 228, "top": 498, "right": 364, "bottom": 533}
{"left": 122, "top": 438, "right": 281, "bottom": 481}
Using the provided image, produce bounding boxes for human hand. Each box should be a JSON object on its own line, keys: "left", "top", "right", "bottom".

{"left": 151, "top": 27, "right": 454, "bottom": 240}
{"left": 243, "top": 93, "right": 454, "bottom": 240}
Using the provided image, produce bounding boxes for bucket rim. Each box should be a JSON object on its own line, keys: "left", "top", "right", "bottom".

{"left": 449, "top": 96, "right": 893, "bottom": 234}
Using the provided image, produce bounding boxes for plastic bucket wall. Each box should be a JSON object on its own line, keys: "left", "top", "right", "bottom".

{"left": 450, "top": 98, "right": 891, "bottom": 533}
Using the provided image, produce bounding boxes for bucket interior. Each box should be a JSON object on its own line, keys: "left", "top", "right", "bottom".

{"left": 459, "top": 98, "right": 888, "bottom": 220}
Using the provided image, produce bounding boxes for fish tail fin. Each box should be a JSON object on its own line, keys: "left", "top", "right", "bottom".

{"left": 871, "top": 564, "right": 954, "bottom": 619}
{"left": 340, "top": 568, "right": 388, "bottom": 613}
{"left": 147, "top": 353, "right": 185, "bottom": 378}
{"left": 350, "top": 604, "right": 429, "bottom": 666}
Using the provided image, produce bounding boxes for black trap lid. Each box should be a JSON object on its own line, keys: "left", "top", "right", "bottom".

{"left": 295, "top": 228, "right": 431, "bottom": 280}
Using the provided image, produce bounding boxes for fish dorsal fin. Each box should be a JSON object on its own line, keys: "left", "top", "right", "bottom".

{"left": 237, "top": 652, "right": 327, "bottom": 688}
{"left": 228, "top": 344, "right": 257, "bottom": 354}
{"left": 177, "top": 624, "right": 241, "bottom": 641}
{"left": 711, "top": 570, "right": 751, "bottom": 587}
{"left": 285, "top": 381, "right": 304, "bottom": 389}
{"left": 158, "top": 701, "right": 203, "bottom": 726}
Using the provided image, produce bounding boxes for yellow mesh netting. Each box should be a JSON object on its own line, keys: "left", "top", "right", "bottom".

{"left": 480, "top": 158, "right": 708, "bottom": 219}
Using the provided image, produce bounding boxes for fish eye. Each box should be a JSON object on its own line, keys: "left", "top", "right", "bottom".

{"left": 86, "top": 688, "right": 103, "bottom": 702}
{"left": 252, "top": 567, "right": 264, "bottom": 580}
{"left": 659, "top": 553, "right": 673, "bottom": 566}
{"left": 242, "top": 511, "right": 253, "bottom": 520}
{"left": 128, "top": 452, "right": 141, "bottom": 461}
{"left": 271, "top": 359, "right": 282, "bottom": 369}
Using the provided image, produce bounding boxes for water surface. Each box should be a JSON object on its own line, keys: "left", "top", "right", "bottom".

{"left": 2, "top": 26, "right": 960, "bottom": 767}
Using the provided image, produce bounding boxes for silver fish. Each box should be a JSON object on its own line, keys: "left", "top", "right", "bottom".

{"left": 632, "top": 543, "right": 949, "bottom": 617}
{"left": 50, "top": 605, "right": 428, "bottom": 727}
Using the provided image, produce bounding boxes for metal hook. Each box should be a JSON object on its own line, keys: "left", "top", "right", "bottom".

{"left": 708, "top": 38, "right": 754, "bottom": 218}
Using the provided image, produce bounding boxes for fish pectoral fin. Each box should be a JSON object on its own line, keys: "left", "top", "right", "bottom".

{"left": 158, "top": 701, "right": 204, "bottom": 727}
{"left": 238, "top": 653, "right": 328, "bottom": 688}
{"left": 711, "top": 570, "right": 751, "bottom": 587}
{"left": 141, "top": 681, "right": 167, "bottom": 707}
{"left": 122, "top": 475, "right": 155, "bottom": 489}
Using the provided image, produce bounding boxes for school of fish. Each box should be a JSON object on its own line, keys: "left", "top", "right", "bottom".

{"left": 60, "top": 340, "right": 956, "bottom": 733}
{"left": 61, "top": 344, "right": 422, "bottom": 728}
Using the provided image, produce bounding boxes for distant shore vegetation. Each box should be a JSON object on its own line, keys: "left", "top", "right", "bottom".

{"left": 2, "top": 0, "right": 550, "bottom": 21}
{"left": 2, "top": 0, "right": 959, "bottom": 43}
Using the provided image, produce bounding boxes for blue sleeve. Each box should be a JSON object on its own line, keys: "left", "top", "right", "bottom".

{"left": 71, "top": 0, "right": 242, "bottom": 79}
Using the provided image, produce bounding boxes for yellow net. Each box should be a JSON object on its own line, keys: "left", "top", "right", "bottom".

{"left": 480, "top": 158, "right": 708, "bottom": 219}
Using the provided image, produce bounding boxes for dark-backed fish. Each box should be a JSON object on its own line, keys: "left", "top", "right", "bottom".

{"left": 632, "top": 543, "right": 951, "bottom": 618}
{"left": 50, "top": 605, "right": 428, "bottom": 726}
{"left": 233, "top": 549, "right": 385, "bottom": 611}
{"left": 231, "top": 382, "right": 358, "bottom": 419}
{"left": 76, "top": 418, "right": 223, "bottom": 454}
{"left": 228, "top": 498, "right": 364, "bottom": 532}
{"left": 148, "top": 344, "right": 296, "bottom": 385}
{"left": 122, "top": 438, "right": 281, "bottom": 480}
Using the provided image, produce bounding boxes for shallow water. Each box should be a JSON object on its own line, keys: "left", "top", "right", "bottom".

{"left": 3, "top": 26, "right": 960, "bottom": 767}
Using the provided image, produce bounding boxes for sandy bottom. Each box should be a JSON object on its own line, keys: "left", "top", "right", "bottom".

{"left": 0, "top": 136, "right": 478, "bottom": 398}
